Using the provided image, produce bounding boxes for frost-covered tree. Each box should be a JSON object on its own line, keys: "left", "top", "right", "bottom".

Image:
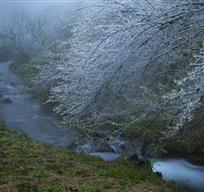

{"left": 31, "top": 0, "right": 204, "bottom": 139}
{"left": 0, "top": 11, "right": 49, "bottom": 60}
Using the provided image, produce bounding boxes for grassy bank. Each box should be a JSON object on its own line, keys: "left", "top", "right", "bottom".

{"left": 0, "top": 123, "right": 180, "bottom": 192}
{"left": 10, "top": 61, "right": 38, "bottom": 83}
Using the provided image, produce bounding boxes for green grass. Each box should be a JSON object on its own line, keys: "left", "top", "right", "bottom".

{"left": 0, "top": 123, "right": 181, "bottom": 192}
{"left": 11, "top": 62, "right": 39, "bottom": 82}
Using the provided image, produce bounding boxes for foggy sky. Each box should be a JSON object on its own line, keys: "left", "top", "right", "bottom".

{"left": 0, "top": 0, "right": 87, "bottom": 27}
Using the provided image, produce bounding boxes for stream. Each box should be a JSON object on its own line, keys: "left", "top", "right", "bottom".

{"left": 153, "top": 159, "right": 204, "bottom": 192}
{"left": 0, "top": 61, "right": 204, "bottom": 191}
{"left": 0, "top": 61, "right": 79, "bottom": 147}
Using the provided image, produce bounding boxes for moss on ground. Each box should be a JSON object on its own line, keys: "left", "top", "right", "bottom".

{"left": 11, "top": 62, "right": 39, "bottom": 83}
{"left": 0, "top": 123, "right": 181, "bottom": 192}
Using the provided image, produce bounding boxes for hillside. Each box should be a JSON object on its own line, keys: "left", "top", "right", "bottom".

{"left": 0, "top": 123, "right": 179, "bottom": 192}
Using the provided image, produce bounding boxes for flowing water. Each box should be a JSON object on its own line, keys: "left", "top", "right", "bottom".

{"left": 152, "top": 159, "right": 204, "bottom": 192}
{"left": 0, "top": 61, "right": 204, "bottom": 191}
{"left": 0, "top": 61, "right": 79, "bottom": 147}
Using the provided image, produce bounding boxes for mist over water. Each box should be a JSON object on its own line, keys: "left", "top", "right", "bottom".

{"left": 153, "top": 159, "right": 204, "bottom": 192}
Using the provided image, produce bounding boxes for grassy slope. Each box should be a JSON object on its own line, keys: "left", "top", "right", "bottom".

{"left": 0, "top": 123, "right": 180, "bottom": 192}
